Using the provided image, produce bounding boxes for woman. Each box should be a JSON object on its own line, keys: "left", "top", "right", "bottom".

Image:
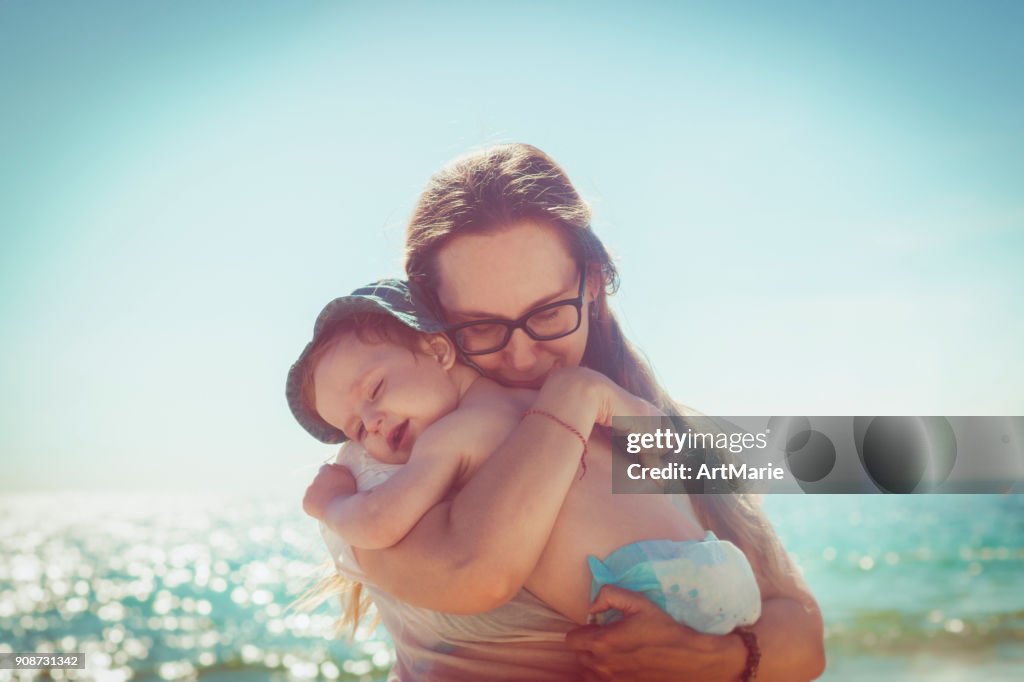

{"left": 306, "top": 143, "right": 825, "bottom": 680}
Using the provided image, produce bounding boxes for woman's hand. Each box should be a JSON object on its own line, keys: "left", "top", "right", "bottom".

{"left": 302, "top": 463, "right": 357, "bottom": 521}
{"left": 565, "top": 585, "right": 746, "bottom": 682}
{"left": 566, "top": 584, "right": 826, "bottom": 681}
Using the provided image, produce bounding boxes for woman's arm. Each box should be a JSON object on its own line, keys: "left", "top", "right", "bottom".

{"left": 351, "top": 368, "right": 652, "bottom": 614}
{"left": 565, "top": 531, "right": 826, "bottom": 681}
{"left": 565, "top": 587, "right": 824, "bottom": 681}
{"left": 736, "top": 548, "right": 826, "bottom": 680}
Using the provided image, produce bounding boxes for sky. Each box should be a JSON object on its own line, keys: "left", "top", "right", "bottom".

{"left": 2, "top": 1, "right": 1022, "bottom": 493}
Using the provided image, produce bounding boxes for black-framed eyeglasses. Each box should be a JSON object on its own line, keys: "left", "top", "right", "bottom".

{"left": 447, "top": 265, "right": 587, "bottom": 356}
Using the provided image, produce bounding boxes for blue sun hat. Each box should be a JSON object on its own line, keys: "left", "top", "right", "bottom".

{"left": 286, "top": 279, "right": 446, "bottom": 443}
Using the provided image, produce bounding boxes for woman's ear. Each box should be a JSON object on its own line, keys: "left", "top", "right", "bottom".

{"left": 420, "top": 334, "right": 457, "bottom": 370}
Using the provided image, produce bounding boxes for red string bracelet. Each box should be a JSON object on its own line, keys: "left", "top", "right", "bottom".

{"left": 734, "top": 626, "right": 760, "bottom": 681}
{"left": 524, "top": 408, "right": 588, "bottom": 479}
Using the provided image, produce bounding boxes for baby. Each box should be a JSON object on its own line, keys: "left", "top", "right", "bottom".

{"left": 288, "top": 280, "right": 761, "bottom": 632}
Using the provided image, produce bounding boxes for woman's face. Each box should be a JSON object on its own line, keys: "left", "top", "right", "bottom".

{"left": 434, "top": 220, "right": 597, "bottom": 388}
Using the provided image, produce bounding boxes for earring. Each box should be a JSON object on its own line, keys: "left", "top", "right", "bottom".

{"left": 588, "top": 301, "right": 598, "bottom": 319}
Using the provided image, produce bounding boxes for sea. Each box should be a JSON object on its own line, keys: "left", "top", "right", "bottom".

{"left": 0, "top": 492, "right": 1021, "bottom": 681}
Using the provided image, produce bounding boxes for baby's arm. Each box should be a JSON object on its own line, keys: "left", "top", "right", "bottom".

{"left": 321, "top": 441, "right": 465, "bottom": 550}
{"left": 321, "top": 406, "right": 515, "bottom": 550}
{"left": 303, "top": 463, "right": 357, "bottom": 520}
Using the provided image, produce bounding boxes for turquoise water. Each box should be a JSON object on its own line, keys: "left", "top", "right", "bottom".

{"left": 765, "top": 494, "right": 1024, "bottom": 679}
{"left": 0, "top": 494, "right": 391, "bottom": 681}
{"left": 1, "top": 493, "right": 1021, "bottom": 680}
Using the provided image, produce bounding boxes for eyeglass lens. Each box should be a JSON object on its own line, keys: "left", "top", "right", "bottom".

{"left": 454, "top": 303, "right": 581, "bottom": 353}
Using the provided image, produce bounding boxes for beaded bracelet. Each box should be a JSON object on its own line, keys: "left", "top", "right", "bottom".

{"left": 734, "top": 626, "right": 760, "bottom": 681}
{"left": 524, "top": 408, "right": 588, "bottom": 479}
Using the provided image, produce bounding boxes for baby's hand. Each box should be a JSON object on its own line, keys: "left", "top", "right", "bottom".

{"left": 540, "top": 367, "right": 666, "bottom": 429}
{"left": 302, "top": 463, "right": 357, "bottom": 521}
{"left": 597, "top": 380, "right": 666, "bottom": 429}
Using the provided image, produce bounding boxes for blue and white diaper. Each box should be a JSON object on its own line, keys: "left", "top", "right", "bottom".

{"left": 587, "top": 531, "right": 762, "bottom": 635}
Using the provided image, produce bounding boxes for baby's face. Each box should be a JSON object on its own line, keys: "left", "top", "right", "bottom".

{"left": 313, "top": 333, "right": 460, "bottom": 464}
